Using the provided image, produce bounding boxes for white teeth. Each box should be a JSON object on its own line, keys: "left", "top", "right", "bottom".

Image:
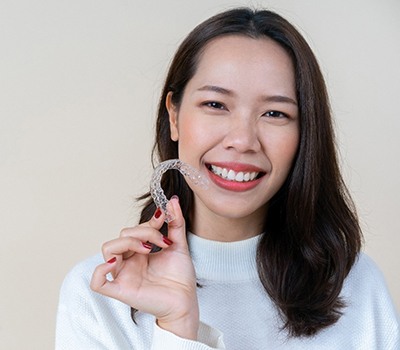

{"left": 210, "top": 165, "right": 260, "bottom": 182}
{"left": 227, "top": 170, "right": 235, "bottom": 180}
{"left": 235, "top": 172, "right": 244, "bottom": 182}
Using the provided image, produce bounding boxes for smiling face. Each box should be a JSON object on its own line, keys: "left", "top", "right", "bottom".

{"left": 167, "top": 35, "right": 299, "bottom": 240}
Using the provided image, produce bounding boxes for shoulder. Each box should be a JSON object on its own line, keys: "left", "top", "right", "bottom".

{"left": 345, "top": 252, "right": 390, "bottom": 290}
{"left": 343, "top": 252, "right": 393, "bottom": 300}
{"left": 59, "top": 253, "right": 104, "bottom": 300}
{"left": 57, "top": 253, "right": 128, "bottom": 331}
{"left": 349, "top": 252, "right": 382, "bottom": 277}
{"left": 338, "top": 253, "right": 400, "bottom": 348}
{"left": 65, "top": 253, "right": 104, "bottom": 278}
{"left": 56, "top": 255, "right": 141, "bottom": 348}
{"left": 342, "top": 252, "right": 400, "bottom": 318}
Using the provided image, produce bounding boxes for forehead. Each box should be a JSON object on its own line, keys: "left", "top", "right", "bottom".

{"left": 204, "top": 33, "right": 289, "bottom": 58}
{"left": 188, "top": 34, "right": 296, "bottom": 98}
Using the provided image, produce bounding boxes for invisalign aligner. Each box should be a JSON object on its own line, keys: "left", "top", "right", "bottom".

{"left": 150, "top": 159, "right": 208, "bottom": 223}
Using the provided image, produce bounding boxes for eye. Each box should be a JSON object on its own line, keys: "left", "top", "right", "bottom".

{"left": 203, "top": 101, "right": 227, "bottom": 110}
{"left": 263, "top": 110, "right": 288, "bottom": 119}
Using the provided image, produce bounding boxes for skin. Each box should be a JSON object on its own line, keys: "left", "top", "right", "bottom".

{"left": 167, "top": 35, "right": 299, "bottom": 242}
{"left": 91, "top": 35, "right": 299, "bottom": 340}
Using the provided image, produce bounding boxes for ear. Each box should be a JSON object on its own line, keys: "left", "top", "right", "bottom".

{"left": 166, "top": 92, "right": 179, "bottom": 141}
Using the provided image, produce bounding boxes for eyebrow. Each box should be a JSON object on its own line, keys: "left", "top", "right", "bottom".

{"left": 197, "top": 85, "right": 233, "bottom": 95}
{"left": 197, "top": 85, "right": 297, "bottom": 106}
{"left": 264, "top": 95, "right": 297, "bottom": 106}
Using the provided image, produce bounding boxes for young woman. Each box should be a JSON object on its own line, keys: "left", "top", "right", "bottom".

{"left": 56, "top": 8, "right": 400, "bottom": 349}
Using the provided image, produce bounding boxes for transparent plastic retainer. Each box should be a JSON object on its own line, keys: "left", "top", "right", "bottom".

{"left": 150, "top": 159, "right": 209, "bottom": 223}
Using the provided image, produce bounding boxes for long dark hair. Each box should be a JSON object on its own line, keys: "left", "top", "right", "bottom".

{"left": 137, "top": 7, "right": 362, "bottom": 337}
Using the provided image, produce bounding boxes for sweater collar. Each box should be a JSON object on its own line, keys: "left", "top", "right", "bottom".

{"left": 187, "top": 232, "right": 261, "bottom": 282}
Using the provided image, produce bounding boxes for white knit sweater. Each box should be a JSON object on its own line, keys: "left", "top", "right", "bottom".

{"left": 56, "top": 233, "right": 400, "bottom": 349}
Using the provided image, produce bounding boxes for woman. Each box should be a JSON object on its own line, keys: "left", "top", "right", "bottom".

{"left": 56, "top": 8, "right": 399, "bottom": 349}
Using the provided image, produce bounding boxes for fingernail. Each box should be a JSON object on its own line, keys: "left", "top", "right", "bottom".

{"left": 107, "top": 257, "right": 117, "bottom": 264}
{"left": 154, "top": 208, "right": 162, "bottom": 219}
{"left": 171, "top": 195, "right": 179, "bottom": 202}
{"left": 163, "top": 236, "right": 173, "bottom": 246}
{"left": 142, "top": 242, "right": 153, "bottom": 250}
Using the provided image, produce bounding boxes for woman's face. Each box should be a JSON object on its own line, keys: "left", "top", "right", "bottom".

{"left": 167, "top": 35, "right": 299, "bottom": 236}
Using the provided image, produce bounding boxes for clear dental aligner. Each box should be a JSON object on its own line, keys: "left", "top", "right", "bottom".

{"left": 150, "top": 159, "right": 208, "bottom": 223}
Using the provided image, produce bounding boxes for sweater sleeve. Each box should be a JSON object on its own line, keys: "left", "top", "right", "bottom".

{"left": 151, "top": 322, "right": 225, "bottom": 350}
{"left": 56, "top": 255, "right": 226, "bottom": 349}
{"left": 55, "top": 258, "right": 111, "bottom": 349}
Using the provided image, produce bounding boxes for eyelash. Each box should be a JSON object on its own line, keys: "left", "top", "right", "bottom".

{"left": 203, "top": 101, "right": 226, "bottom": 110}
{"left": 263, "top": 110, "right": 288, "bottom": 119}
{"left": 202, "top": 102, "right": 289, "bottom": 119}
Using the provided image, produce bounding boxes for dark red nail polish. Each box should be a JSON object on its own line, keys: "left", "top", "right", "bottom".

{"left": 154, "top": 208, "right": 162, "bottom": 219}
{"left": 163, "top": 236, "right": 173, "bottom": 246}
{"left": 107, "top": 257, "right": 117, "bottom": 264}
{"left": 142, "top": 242, "right": 153, "bottom": 250}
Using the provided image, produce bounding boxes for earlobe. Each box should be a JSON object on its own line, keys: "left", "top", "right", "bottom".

{"left": 166, "top": 92, "right": 179, "bottom": 141}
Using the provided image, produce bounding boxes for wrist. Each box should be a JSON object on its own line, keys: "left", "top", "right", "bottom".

{"left": 156, "top": 308, "right": 200, "bottom": 340}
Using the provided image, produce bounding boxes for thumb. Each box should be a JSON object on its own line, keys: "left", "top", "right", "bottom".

{"left": 166, "top": 195, "right": 188, "bottom": 250}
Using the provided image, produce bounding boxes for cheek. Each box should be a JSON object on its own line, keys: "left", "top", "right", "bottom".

{"left": 177, "top": 117, "right": 220, "bottom": 156}
{"left": 264, "top": 129, "right": 299, "bottom": 169}
{"left": 177, "top": 120, "right": 206, "bottom": 160}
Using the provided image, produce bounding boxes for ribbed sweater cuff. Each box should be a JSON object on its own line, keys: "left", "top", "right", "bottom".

{"left": 151, "top": 321, "right": 225, "bottom": 349}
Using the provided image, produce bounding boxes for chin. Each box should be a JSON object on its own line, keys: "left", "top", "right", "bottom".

{"left": 200, "top": 198, "right": 268, "bottom": 221}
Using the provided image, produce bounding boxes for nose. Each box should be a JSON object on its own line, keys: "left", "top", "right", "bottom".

{"left": 222, "top": 116, "right": 261, "bottom": 153}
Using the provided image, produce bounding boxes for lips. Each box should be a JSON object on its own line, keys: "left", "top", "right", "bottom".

{"left": 206, "top": 162, "right": 266, "bottom": 192}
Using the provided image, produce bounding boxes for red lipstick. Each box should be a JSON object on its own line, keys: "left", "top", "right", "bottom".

{"left": 206, "top": 162, "right": 266, "bottom": 192}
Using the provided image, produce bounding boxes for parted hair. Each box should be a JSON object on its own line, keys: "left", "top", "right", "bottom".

{"left": 137, "top": 7, "right": 362, "bottom": 337}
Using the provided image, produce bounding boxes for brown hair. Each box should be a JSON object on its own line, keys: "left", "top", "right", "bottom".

{"left": 137, "top": 7, "right": 362, "bottom": 337}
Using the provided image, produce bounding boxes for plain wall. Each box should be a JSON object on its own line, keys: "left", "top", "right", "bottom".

{"left": 1, "top": 0, "right": 399, "bottom": 348}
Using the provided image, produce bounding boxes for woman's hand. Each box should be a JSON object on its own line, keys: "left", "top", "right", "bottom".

{"left": 90, "top": 197, "right": 199, "bottom": 340}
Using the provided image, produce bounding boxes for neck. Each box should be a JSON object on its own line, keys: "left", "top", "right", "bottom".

{"left": 190, "top": 206, "right": 266, "bottom": 242}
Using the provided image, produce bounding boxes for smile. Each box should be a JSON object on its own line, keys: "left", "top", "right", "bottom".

{"left": 208, "top": 164, "right": 262, "bottom": 182}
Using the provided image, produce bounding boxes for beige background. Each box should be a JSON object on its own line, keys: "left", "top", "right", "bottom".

{"left": 1, "top": 0, "right": 399, "bottom": 348}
